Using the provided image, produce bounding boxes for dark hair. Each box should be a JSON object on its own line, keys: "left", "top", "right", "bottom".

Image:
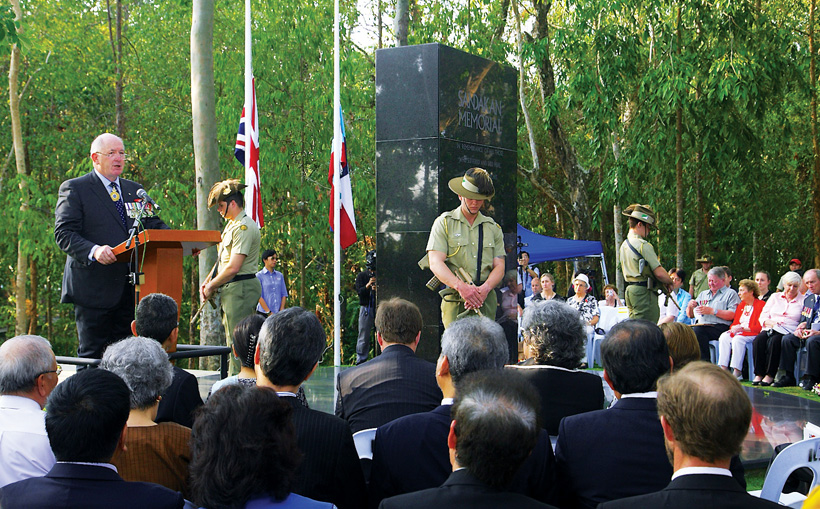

{"left": 261, "top": 249, "right": 277, "bottom": 261}
{"left": 657, "top": 362, "right": 751, "bottom": 463}
{"left": 45, "top": 369, "right": 130, "bottom": 463}
{"left": 755, "top": 270, "right": 771, "bottom": 282}
{"left": 374, "top": 298, "right": 423, "bottom": 345}
{"left": 189, "top": 385, "right": 301, "bottom": 508}
{"left": 222, "top": 192, "right": 245, "bottom": 209}
{"left": 518, "top": 251, "right": 530, "bottom": 258}
{"left": 440, "top": 317, "right": 508, "bottom": 386}
{"left": 521, "top": 301, "right": 585, "bottom": 368}
{"left": 452, "top": 370, "right": 541, "bottom": 489}
{"left": 601, "top": 320, "right": 670, "bottom": 394}
{"left": 134, "top": 293, "right": 178, "bottom": 343}
{"left": 258, "top": 307, "right": 326, "bottom": 386}
{"left": 234, "top": 314, "right": 265, "bottom": 369}
{"left": 465, "top": 167, "right": 495, "bottom": 196}
{"left": 669, "top": 268, "right": 687, "bottom": 283}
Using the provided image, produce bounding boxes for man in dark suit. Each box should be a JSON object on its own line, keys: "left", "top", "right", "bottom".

{"left": 0, "top": 368, "right": 184, "bottom": 509}
{"left": 774, "top": 268, "right": 820, "bottom": 388}
{"left": 256, "top": 307, "right": 366, "bottom": 509}
{"left": 131, "top": 293, "right": 203, "bottom": 427}
{"left": 599, "top": 362, "right": 780, "bottom": 509}
{"left": 336, "top": 298, "right": 442, "bottom": 433}
{"left": 370, "top": 316, "right": 556, "bottom": 507}
{"left": 379, "top": 370, "right": 556, "bottom": 509}
{"left": 54, "top": 133, "right": 168, "bottom": 359}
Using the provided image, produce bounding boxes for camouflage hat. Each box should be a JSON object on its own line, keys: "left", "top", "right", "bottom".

{"left": 622, "top": 203, "right": 657, "bottom": 229}
{"left": 207, "top": 179, "right": 246, "bottom": 209}
{"left": 448, "top": 167, "right": 495, "bottom": 200}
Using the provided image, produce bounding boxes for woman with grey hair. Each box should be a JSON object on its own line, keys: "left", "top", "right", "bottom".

{"left": 508, "top": 300, "right": 605, "bottom": 435}
{"left": 100, "top": 336, "right": 191, "bottom": 497}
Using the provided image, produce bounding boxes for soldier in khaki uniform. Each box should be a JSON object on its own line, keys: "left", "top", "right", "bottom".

{"left": 425, "top": 167, "right": 506, "bottom": 328}
{"left": 200, "top": 179, "right": 262, "bottom": 375}
{"left": 619, "top": 204, "right": 673, "bottom": 323}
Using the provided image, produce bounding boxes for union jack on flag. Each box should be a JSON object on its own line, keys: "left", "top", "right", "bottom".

{"left": 235, "top": 77, "right": 264, "bottom": 228}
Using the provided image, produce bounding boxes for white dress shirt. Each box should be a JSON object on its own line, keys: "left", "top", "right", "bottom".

{"left": 0, "top": 395, "right": 56, "bottom": 487}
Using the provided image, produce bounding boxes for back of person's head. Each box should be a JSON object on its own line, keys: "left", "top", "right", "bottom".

{"left": 440, "top": 316, "right": 508, "bottom": 387}
{"left": 190, "top": 385, "right": 301, "bottom": 508}
{"left": 45, "top": 368, "right": 130, "bottom": 463}
{"left": 0, "top": 335, "right": 53, "bottom": 394}
{"left": 657, "top": 361, "right": 751, "bottom": 463}
{"left": 659, "top": 322, "right": 700, "bottom": 370}
{"left": 259, "top": 307, "right": 326, "bottom": 386}
{"left": 452, "top": 370, "right": 541, "bottom": 489}
{"left": 601, "top": 320, "right": 670, "bottom": 394}
{"left": 100, "top": 336, "right": 173, "bottom": 410}
{"left": 134, "top": 293, "right": 178, "bottom": 342}
{"left": 234, "top": 314, "right": 266, "bottom": 369}
{"left": 521, "top": 301, "right": 585, "bottom": 368}
{"left": 374, "top": 298, "right": 423, "bottom": 345}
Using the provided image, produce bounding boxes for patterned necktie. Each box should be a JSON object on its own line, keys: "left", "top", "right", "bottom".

{"left": 109, "top": 182, "right": 128, "bottom": 228}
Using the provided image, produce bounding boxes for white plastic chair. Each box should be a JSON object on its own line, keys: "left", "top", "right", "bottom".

{"left": 588, "top": 306, "right": 629, "bottom": 368}
{"left": 754, "top": 438, "right": 820, "bottom": 507}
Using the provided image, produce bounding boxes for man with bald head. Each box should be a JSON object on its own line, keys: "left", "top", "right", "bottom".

{"left": 55, "top": 133, "right": 168, "bottom": 360}
{"left": 0, "top": 335, "right": 58, "bottom": 487}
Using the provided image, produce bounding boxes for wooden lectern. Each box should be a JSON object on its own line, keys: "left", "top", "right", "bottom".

{"left": 113, "top": 229, "right": 221, "bottom": 313}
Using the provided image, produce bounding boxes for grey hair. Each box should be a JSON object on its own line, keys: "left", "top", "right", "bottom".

{"left": 100, "top": 336, "right": 173, "bottom": 410}
{"left": 0, "top": 335, "right": 53, "bottom": 394}
{"left": 457, "top": 388, "right": 537, "bottom": 433}
{"left": 504, "top": 270, "right": 518, "bottom": 285}
{"left": 707, "top": 266, "right": 727, "bottom": 279}
{"left": 521, "top": 300, "right": 585, "bottom": 368}
{"left": 440, "top": 316, "right": 508, "bottom": 386}
{"left": 782, "top": 271, "right": 802, "bottom": 286}
{"left": 89, "top": 133, "right": 123, "bottom": 156}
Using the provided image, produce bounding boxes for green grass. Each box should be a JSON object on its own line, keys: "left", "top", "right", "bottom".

{"left": 741, "top": 380, "right": 820, "bottom": 401}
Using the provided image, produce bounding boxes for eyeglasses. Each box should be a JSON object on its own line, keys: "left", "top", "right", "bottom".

{"left": 94, "top": 150, "right": 129, "bottom": 160}
{"left": 37, "top": 364, "right": 62, "bottom": 378}
{"left": 318, "top": 345, "right": 332, "bottom": 364}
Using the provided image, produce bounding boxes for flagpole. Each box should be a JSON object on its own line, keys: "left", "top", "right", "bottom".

{"left": 244, "top": 0, "right": 252, "bottom": 187}
{"left": 333, "top": 0, "right": 342, "bottom": 384}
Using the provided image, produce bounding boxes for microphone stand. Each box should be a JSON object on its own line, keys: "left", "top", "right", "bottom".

{"left": 127, "top": 200, "right": 150, "bottom": 303}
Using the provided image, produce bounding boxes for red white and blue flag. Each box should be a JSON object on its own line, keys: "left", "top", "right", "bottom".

{"left": 328, "top": 107, "right": 357, "bottom": 249}
{"left": 235, "top": 78, "right": 264, "bottom": 228}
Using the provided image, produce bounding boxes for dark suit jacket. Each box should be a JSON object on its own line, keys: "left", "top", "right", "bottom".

{"left": 556, "top": 398, "right": 746, "bottom": 509}
{"left": 507, "top": 365, "right": 605, "bottom": 435}
{"left": 284, "top": 395, "right": 367, "bottom": 509}
{"left": 597, "top": 474, "right": 781, "bottom": 509}
{"left": 335, "top": 344, "right": 442, "bottom": 433}
{"left": 0, "top": 462, "right": 184, "bottom": 509}
{"left": 55, "top": 171, "right": 167, "bottom": 309}
{"left": 155, "top": 365, "right": 203, "bottom": 428}
{"left": 378, "top": 469, "right": 556, "bottom": 509}
{"left": 369, "top": 404, "right": 558, "bottom": 508}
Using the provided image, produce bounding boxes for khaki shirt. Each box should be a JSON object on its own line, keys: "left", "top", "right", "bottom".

{"left": 619, "top": 231, "right": 661, "bottom": 282}
{"left": 219, "top": 210, "right": 260, "bottom": 276}
{"left": 426, "top": 206, "right": 504, "bottom": 284}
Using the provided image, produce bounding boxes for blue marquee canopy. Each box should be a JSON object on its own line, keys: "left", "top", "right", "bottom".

{"left": 516, "top": 224, "right": 605, "bottom": 264}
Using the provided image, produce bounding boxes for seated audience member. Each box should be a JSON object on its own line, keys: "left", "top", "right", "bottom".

{"left": 659, "top": 322, "right": 700, "bottom": 370}
{"left": 0, "top": 335, "right": 58, "bottom": 487}
{"left": 523, "top": 277, "right": 542, "bottom": 309}
{"left": 189, "top": 384, "right": 333, "bottom": 509}
{"left": 370, "top": 316, "right": 557, "bottom": 508}
{"left": 0, "top": 369, "right": 184, "bottom": 509}
{"left": 498, "top": 270, "right": 523, "bottom": 364}
{"left": 598, "top": 284, "right": 623, "bottom": 308}
{"left": 756, "top": 270, "right": 774, "bottom": 301}
{"left": 336, "top": 298, "right": 441, "bottom": 433}
{"left": 532, "top": 272, "right": 565, "bottom": 302}
{"left": 101, "top": 336, "right": 190, "bottom": 496}
{"left": 721, "top": 265, "right": 736, "bottom": 290}
{"left": 686, "top": 266, "right": 740, "bottom": 360}
{"left": 257, "top": 307, "right": 366, "bottom": 508}
{"left": 208, "top": 314, "right": 264, "bottom": 396}
{"left": 379, "top": 370, "right": 557, "bottom": 509}
{"left": 752, "top": 271, "right": 805, "bottom": 386}
{"left": 774, "top": 269, "right": 820, "bottom": 389}
{"left": 567, "top": 273, "right": 599, "bottom": 367}
{"left": 717, "top": 279, "right": 765, "bottom": 380}
{"left": 511, "top": 301, "right": 604, "bottom": 435}
{"left": 132, "top": 293, "right": 203, "bottom": 427}
{"left": 658, "top": 268, "right": 692, "bottom": 325}
{"left": 599, "top": 362, "right": 780, "bottom": 509}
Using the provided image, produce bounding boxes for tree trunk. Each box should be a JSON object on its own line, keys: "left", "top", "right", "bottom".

{"left": 46, "top": 253, "right": 53, "bottom": 341}
{"left": 675, "top": 6, "right": 685, "bottom": 270}
{"left": 811, "top": 0, "right": 820, "bottom": 268}
{"left": 613, "top": 204, "right": 624, "bottom": 295}
{"left": 115, "top": 0, "right": 125, "bottom": 137}
{"left": 28, "top": 257, "right": 37, "bottom": 334}
{"left": 394, "top": 0, "right": 408, "bottom": 46}
{"left": 9, "top": 0, "right": 27, "bottom": 335}
{"left": 191, "top": 0, "right": 224, "bottom": 370}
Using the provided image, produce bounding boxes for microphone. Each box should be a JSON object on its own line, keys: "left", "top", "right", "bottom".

{"left": 136, "top": 188, "right": 160, "bottom": 209}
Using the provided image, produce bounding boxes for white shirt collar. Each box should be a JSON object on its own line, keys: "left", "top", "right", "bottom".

{"left": 0, "top": 394, "right": 43, "bottom": 411}
{"left": 93, "top": 169, "right": 120, "bottom": 189}
{"left": 58, "top": 461, "right": 118, "bottom": 473}
{"left": 620, "top": 391, "right": 658, "bottom": 399}
{"left": 276, "top": 391, "right": 297, "bottom": 398}
{"left": 441, "top": 397, "right": 454, "bottom": 405}
{"left": 671, "top": 466, "right": 731, "bottom": 480}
